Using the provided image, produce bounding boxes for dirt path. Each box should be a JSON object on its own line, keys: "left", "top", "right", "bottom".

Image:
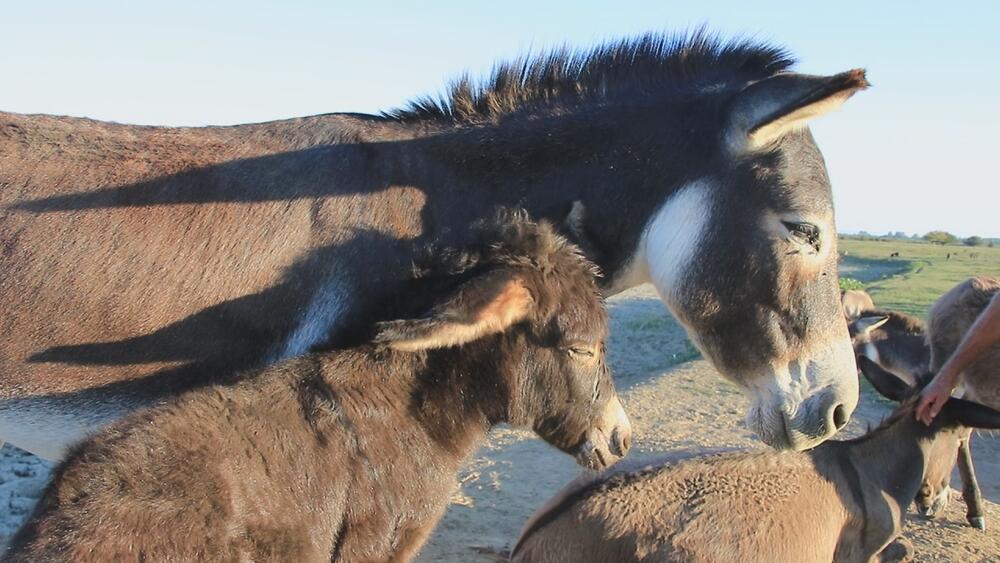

{"left": 0, "top": 285, "right": 997, "bottom": 560}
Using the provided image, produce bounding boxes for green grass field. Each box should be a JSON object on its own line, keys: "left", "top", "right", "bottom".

{"left": 839, "top": 239, "right": 1000, "bottom": 318}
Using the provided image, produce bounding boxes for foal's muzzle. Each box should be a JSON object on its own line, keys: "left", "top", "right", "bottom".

{"left": 576, "top": 397, "right": 632, "bottom": 470}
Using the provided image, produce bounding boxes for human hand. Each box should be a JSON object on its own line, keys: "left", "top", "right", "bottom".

{"left": 915, "top": 378, "right": 952, "bottom": 426}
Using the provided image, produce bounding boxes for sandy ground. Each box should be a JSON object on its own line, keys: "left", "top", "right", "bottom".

{"left": 0, "top": 284, "right": 997, "bottom": 560}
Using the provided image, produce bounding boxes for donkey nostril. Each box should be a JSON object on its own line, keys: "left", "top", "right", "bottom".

{"left": 833, "top": 404, "right": 849, "bottom": 430}
{"left": 611, "top": 429, "right": 631, "bottom": 458}
{"left": 620, "top": 434, "right": 632, "bottom": 455}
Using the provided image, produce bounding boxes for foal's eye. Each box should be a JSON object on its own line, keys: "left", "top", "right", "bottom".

{"left": 566, "top": 346, "right": 595, "bottom": 359}
{"left": 781, "top": 221, "right": 821, "bottom": 252}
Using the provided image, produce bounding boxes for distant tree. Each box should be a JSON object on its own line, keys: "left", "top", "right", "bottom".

{"left": 964, "top": 235, "right": 985, "bottom": 247}
{"left": 923, "top": 231, "right": 959, "bottom": 245}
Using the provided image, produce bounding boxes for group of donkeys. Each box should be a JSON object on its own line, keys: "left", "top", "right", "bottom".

{"left": 2, "top": 32, "right": 998, "bottom": 562}
{"left": 7, "top": 214, "right": 998, "bottom": 563}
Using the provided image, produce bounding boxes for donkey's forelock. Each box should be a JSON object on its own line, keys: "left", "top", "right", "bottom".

{"left": 386, "top": 29, "right": 794, "bottom": 123}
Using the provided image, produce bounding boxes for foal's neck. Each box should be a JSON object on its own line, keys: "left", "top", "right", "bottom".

{"left": 848, "top": 415, "right": 936, "bottom": 509}
{"left": 390, "top": 343, "right": 509, "bottom": 460}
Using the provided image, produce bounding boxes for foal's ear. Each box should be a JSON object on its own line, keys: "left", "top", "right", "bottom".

{"left": 374, "top": 271, "right": 534, "bottom": 352}
{"left": 858, "top": 356, "right": 912, "bottom": 402}
{"left": 850, "top": 314, "right": 889, "bottom": 336}
{"left": 726, "top": 69, "right": 869, "bottom": 153}
{"left": 940, "top": 397, "right": 1000, "bottom": 430}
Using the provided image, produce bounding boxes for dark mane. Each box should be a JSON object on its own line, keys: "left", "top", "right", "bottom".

{"left": 386, "top": 29, "right": 794, "bottom": 123}
{"left": 842, "top": 395, "right": 922, "bottom": 445}
{"left": 411, "top": 210, "right": 601, "bottom": 281}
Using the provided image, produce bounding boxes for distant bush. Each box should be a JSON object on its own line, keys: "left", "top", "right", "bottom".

{"left": 839, "top": 277, "right": 865, "bottom": 291}
{"left": 923, "top": 231, "right": 959, "bottom": 245}
{"left": 964, "top": 236, "right": 985, "bottom": 247}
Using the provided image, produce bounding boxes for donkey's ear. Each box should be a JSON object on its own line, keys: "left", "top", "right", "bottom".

{"left": 940, "top": 397, "right": 1000, "bottom": 430}
{"left": 726, "top": 69, "right": 869, "bottom": 153}
{"left": 858, "top": 356, "right": 912, "bottom": 402}
{"left": 374, "top": 271, "right": 533, "bottom": 352}
{"left": 851, "top": 314, "right": 889, "bottom": 335}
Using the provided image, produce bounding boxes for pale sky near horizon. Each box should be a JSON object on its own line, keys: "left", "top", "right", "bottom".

{"left": 2, "top": 1, "right": 997, "bottom": 237}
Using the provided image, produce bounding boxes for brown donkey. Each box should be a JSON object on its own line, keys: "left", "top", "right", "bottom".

{"left": 3, "top": 214, "right": 631, "bottom": 563}
{"left": 511, "top": 356, "right": 1000, "bottom": 563}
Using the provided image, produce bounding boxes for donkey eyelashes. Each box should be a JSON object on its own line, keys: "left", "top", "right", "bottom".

{"left": 781, "top": 220, "right": 821, "bottom": 252}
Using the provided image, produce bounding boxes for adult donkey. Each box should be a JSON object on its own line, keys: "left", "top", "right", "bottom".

{"left": 0, "top": 32, "right": 864, "bottom": 459}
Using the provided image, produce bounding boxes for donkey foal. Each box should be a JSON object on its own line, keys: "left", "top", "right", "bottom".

{"left": 4, "top": 215, "right": 631, "bottom": 563}
{"left": 511, "top": 356, "right": 1000, "bottom": 563}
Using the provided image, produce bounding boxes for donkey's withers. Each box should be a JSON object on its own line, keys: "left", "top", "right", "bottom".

{"left": 4, "top": 215, "right": 630, "bottom": 563}
{"left": 1, "top": 33, "right": 864, "bottom": 456}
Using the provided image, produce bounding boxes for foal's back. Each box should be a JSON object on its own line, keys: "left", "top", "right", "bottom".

{"left": 512, "top": 451, "right": 849, "bottom": 563}
{"left": 4, "top": 351, "right": 409, "bottom": 562}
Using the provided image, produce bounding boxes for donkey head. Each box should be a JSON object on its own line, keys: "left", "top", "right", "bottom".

{"left": 848, "top": 310, "right": 928, "bottom": 382}
{"left": 609, "top": 70, "right": 871, "bottom": 450}
{"left": 858, "top": 356, "right": 1000, "bottom": 520}
{"left": 375, "top": 214, "right": 630, "bottom": 470}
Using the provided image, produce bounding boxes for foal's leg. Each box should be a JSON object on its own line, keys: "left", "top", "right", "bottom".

{"left": 957, "top": 430, "right": 985, "bottom": 530}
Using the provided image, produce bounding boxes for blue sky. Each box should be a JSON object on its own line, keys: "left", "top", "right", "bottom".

{"left": 2, "top": 1, "right": 997, "bottom": 237}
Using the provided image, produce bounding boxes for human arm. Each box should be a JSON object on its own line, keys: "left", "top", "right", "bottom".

{"left": 917, "top": 291, "right": 1000, "bottom": 425}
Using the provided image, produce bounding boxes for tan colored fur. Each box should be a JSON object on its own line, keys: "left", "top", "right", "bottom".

{"left": 512, "top": 399, "right": 970, "bottom": 563}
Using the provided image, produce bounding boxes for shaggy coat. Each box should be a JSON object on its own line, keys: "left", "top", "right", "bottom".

{"left": 3, "top": 215, "right": 631, "bottom": 563}
{"left": 511, "top": 358, "right": 1000, "bottom": 563}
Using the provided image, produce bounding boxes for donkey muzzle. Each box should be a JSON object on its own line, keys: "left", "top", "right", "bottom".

{"left": 576, "top": 397, "right": 632, "bottom": 470}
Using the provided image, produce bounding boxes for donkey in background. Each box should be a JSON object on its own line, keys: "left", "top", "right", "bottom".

{"left": 849, "top": 277, "right": 1000, "bottom": 530}
{"left": 510, "top": 356, "right": 1000, "bottom": 563}
{"left": 4, "top": 214, "right": 631, "bottom": 562}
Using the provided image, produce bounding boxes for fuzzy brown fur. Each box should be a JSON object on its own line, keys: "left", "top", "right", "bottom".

{"left": 511, "top": 390, "right": 1000, "bottom": 563}
{"left": 2, "top": 216, "right": 630, "bottom": 563}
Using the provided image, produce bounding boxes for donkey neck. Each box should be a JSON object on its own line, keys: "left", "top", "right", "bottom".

{"left": 843, "top": 416, "right": 937, "bottom": 509}
{"left": 382, "top": 106, "right": 703, "bottom": 286}
{"left": 389, "top": 342, "right": 511, "bottom": 460}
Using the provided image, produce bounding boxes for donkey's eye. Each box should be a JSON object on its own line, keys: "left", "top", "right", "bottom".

{"left": 781, "top": 221, "right": 821, "bottom": 252}
{"left": 567, "top": 346, "right": 595, "bottom": 358}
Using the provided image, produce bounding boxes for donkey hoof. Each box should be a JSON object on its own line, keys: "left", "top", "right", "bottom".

{"left": 968, "top": 516, "right": 986, "bottom": 531}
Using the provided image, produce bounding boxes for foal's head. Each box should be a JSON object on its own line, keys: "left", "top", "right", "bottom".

{"left": 375, "top": 212, "right": 630, "bottom": 469}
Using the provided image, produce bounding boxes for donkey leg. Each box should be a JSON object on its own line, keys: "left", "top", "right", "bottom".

{"left": 957, "top": 432, "right": 985, "bottom": 530}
